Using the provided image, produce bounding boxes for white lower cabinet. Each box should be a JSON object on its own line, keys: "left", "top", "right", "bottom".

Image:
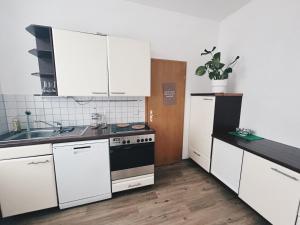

{"left": 239, "top": 151, "right": 300, "bottom": 225}
{"left": 0, "top": 155, "right": 57, "bottom": 217}
{"left": 211, "top": 139, "right": 243, "bottom": 193}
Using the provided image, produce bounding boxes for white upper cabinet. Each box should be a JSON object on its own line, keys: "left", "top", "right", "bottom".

{"left": 239, "top": 151, "right": 300, "bottom": 225}
{"left": 107, "top": 36, "right": 151, "bottom": 96}
{"left": 52, "top": 29, "right": 109, "bottom": 96}
{"left": 188, "top": 96, "right": 215, "bottom": 172}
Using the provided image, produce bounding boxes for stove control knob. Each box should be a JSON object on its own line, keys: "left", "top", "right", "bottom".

{"left": 127, "top": 140, "right": 130, "bottom": 144}
{"left": 122, "top": 140, "right": 126, "bottom": 144}
{"left": 137, "top": 139, "right": 140, "bottom": 143}
{"left": 149, "top": 138, "right": 152, "bottom": 141}
{"left": 145, "top": 138, "right": 148, "bottom": 142}
{"left": 141, "top": 139, "right": 144, "bottom": 142}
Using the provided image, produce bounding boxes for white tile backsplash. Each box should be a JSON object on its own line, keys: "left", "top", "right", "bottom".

{"left": 0, "top": 95, "right": 9, "bottom": 135}
{"left": 2, "top": 95, "right": 145, "bottom": 131}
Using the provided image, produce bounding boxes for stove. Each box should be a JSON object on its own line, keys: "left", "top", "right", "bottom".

{"left": 109, "top": 122, "right": 155, "bottom": 193}
{"left": 110, "top": 122, "right": 151, "bottom": 134}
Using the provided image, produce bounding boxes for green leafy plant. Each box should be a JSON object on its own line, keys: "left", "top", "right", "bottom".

{"left": 196, "top": 46, "right": 239, "bottom": 80}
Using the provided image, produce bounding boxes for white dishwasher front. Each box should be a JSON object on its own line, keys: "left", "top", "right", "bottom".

{"left": 53, "top": 139, "right": 111, "bottom": 209}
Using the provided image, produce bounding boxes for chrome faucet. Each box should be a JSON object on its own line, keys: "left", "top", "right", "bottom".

{"left": 35, "top": 120, "right": 63, "bottom": 133}
{"left": 25, "top": 111, "right": 31, "bottom": 133}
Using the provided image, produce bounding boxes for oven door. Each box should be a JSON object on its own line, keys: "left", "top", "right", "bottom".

{"left": 110, "top": 142, "right": 154, "bottom": 180}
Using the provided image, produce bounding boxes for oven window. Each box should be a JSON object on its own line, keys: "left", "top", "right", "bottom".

{"left": 110, "top": 143, "right": 154, "bottom": 171}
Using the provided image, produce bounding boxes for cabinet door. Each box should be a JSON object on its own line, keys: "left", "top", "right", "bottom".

{"left": 107, "top": 36, "right": 150, "bottom": 96}
{"left": 239, "top": 152, "right": 300, "bottom": 225}
{"left": 0, "top": 155, "right": 57, "bottom": 217}
{"left": 188, "top": 96, "right": 215, "bottom": 172}
{"left": 211, "top": 139, "right": 243, "bottom": 193}
{"left": 52, "top": 29, "right": 108, "bottom": 96}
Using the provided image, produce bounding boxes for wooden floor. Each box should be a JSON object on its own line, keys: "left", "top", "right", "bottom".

{"left": 1, "top": 160, "right": 270, "bottom": 225}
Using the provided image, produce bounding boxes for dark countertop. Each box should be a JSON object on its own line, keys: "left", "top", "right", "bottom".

{"left": 0, "top": 125, "right": 155, "bottom": 148}
{"left": 191, "top": 93, "right": 243, "bottom": 96}
{"left": 213, "top": 133, "right": 300, "bottom": 173}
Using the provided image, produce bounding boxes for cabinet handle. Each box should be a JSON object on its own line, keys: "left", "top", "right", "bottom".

{"left": 271, "top": 167, "right": 299, "bottom": 181}
{"left": 28, "top": 160, "right": 50, "bottom": 165}
{"left": 193, "top": 151, "right": 201, "bottom": 157}
{"left": 73, "top": 146, "right": 91, "bottom": 150}
{"left": 128, "top": 183, "right": 141, "bottom": 188}
{"left": 92, "top": 92, "right": 107, "bottom": 95}
{"left": 203, "top": 98, "right": 213, "bottom": 101}
{"left": 111, "top": 92, "right": 126, "bottom": 94}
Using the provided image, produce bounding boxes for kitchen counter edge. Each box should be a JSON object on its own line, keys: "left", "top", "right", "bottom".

{"left": 0, "top": 127, "right": 155, "bottom": 148}
{"left": 212, "top": 133, "right": 300, "bottom": 174}
{"left": 191, "top": 93, "right": 243, "bottom": 96}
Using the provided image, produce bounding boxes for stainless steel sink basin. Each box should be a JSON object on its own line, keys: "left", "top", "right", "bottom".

{"left": 1, "top": 126, "right": 89, "bottom": 142}
{"left": 4, "top": 129, "right": 57, "bottom": 141}
{"left": 8, "top": 130, "right": 57, "bottom": 140}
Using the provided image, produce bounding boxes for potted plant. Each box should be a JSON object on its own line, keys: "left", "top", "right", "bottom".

{"left": 195, "top": 46, "right": 239, "bottom": 93}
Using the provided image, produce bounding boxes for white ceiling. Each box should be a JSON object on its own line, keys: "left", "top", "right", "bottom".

{"left": 126, "top": 0, "right": 251, "bottom": 21}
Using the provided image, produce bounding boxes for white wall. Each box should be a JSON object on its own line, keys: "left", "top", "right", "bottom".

{"left": 0, "top": 0, "right": 219, "bottom": 158}
{"left": 218, "top": 0, "right": 300, "bottom": 148}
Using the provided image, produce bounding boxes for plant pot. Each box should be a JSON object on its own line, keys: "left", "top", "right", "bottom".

{"left": 211, "top": 79, "right": 227, "bottom": 93}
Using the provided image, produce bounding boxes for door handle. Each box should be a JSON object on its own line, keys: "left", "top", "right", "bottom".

{"left": 271, "top": 167, "right": 299, "bottom": 181}
{"left": 28, "top": 160, "right": 50, "bottom": 165}
{"left": 128, "top": 183, "right": 141, "bottom": 188}
{"left": 92, "top": 92, "right": 107, "bottom": 95}
{"left": 111, "top": 92, "right": 126, "bottom": 94}
{"left": 149, "top": 110, "right": 153, "bottom": 122}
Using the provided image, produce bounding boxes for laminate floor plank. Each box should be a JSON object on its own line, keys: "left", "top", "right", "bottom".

{"left": 0, "top": 160, "right": 270, "bottom": 225}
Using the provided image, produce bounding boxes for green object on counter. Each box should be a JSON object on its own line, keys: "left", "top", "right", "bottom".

{"left": 228, "top": 131, "right": 264, "bottom": 141}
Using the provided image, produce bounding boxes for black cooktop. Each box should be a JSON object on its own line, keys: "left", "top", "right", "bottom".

{"left": 110, "top": 123, "right": 150, "bottom": 134}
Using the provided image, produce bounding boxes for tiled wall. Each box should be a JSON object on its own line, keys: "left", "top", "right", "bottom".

{"left": 0, "top": 95, "right": 8, "bottom": 135}
{"left": 2, "top": 95, "right": 145, "bottom": 132}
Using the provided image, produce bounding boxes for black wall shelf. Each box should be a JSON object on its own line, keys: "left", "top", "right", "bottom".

{"left": 31, "top": 72, "right": 55, "bottom": 77}
{"left": 26, "top": 24, "right": 58, "bottom": 96}
{"left": 26, "top": 25, "right": 51, "bottom": 39}
{"left": 28, "top": 49, "right": 53, "bottom": 58}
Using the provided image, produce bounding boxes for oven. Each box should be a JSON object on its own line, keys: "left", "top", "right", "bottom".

{"left": 109, "top": 134, "right": 155, "bottom": 193}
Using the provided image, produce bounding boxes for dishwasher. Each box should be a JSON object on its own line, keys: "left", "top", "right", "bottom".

{"left": 53, "top": 139, "right": 111, "bottom": 209}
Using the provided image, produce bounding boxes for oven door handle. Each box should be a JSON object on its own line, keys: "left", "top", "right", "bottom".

{"left": 110, "top": 142, "right": 154, "bottom": 151}
{"left": 110, "top": 146, "right": 136, "bottom": 153}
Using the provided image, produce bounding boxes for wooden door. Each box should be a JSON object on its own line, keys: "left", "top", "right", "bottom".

{"left": 146, "top": 59, "right": 186, "bottom": 166}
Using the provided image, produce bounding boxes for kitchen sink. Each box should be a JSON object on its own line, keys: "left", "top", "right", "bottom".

{"left": 6, "top": 129, "right": 57, "bottom": 141}
{"left": 0, "top": 126, "right": 89, "bottom": 142}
